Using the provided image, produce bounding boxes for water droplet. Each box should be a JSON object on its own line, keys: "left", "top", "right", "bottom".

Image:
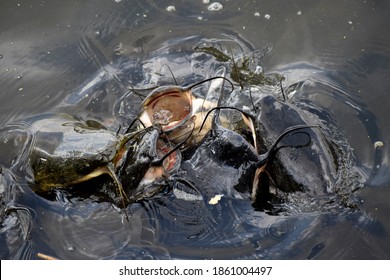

{"left": 374, "top": 141, "right": 384, "bottom": 149}
{"left": 209, "top": 194, "right": 223, "bottom": 205}
{"left": 348, "top": 20, "right": 353, "bottom": 25}
{"left": 254, "top": 12, "right": 260, "bottom": 17}
{"left": 254, "top": 66, "right": 263, "bottom": 74}
{"left": 264, "top": 14, "right": 271, "bottom": 20}
{"left": 297, "top": 11, "right": 302, "bottom": 16}
{"left": 114, "top": 0, "right": 121, "bottom": 3}
{"left": 18, "top": 87, "right": 24, "bottom": 91}
{"left": 267, "top": 219, "right": 293, "bottom": 240}
{"left": 16, "top": 74, "right": 23, "bottom": 80}
{"left": 203, "top": 0, "right": 210, "bottom": 4}
{"left": 166, "top": 5, "right": 176, "bottom": 12}
{"left": 208, "top": 2, "right": 223, "bottom": 12}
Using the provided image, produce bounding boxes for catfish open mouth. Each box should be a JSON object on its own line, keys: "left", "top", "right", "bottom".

{"left": 133, "top": 71, "right": 319, "bottom": 213}
{"left": 137, "top": 75, "right": 234, "bottom": 146}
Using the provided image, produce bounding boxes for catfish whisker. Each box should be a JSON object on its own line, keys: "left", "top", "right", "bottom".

{"left": 162, "top": 64, "right": 178, "bottom": 85}
{"left": 256, "top": 125, "right": 318, "bottom": 167}
{"left": 124, "top": 117, "right": 147, "bottom": 134}
{"left": 151, "top": 123, "right": 194, "bottom": 167}
{"left": 198, "top": 106, "right": 255, "bottom": 133}
{"left": 197, "top": 106, "right": 257, "bottom": 150}
{"left": 280, "top": 79, "right": 286, "bottom": 102}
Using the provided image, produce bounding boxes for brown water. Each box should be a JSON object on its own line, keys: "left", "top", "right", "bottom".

{"left": 1, "top": 0, "right": 389, "bottom": 259}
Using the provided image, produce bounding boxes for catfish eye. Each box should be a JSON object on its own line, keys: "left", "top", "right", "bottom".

{"left": 139, "top": 86, "right": 193, "bottom": 132}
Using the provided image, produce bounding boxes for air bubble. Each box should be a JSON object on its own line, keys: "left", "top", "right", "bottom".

{"left": 208, "top": 2, "right": 223, "bottom": 12}
{"left": 374, "top": 141, "right": 384, "bottom": 149}
{"left": 166, "top": 5, "right": 176, "bottom": 12}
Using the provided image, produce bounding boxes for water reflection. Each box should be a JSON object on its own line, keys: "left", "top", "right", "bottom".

{"left": 1, "top": 0, "right": 389, "bottom": 259}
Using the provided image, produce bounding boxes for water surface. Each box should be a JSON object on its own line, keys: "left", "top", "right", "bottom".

{"left": 1, "top": 0, "right": 389, "bottom": 259}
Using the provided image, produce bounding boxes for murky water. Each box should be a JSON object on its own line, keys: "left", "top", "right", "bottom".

{"left": 1, "top": 0, "right": 389, "bottom": 259}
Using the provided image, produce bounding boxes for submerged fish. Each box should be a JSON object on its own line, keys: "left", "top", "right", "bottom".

{"left": 24, "top": 114, "right": 181, "bottom": 206}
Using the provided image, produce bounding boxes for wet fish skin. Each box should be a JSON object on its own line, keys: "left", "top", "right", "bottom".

{"left": 255, "top": 94, "right": 338, "bottom": 196}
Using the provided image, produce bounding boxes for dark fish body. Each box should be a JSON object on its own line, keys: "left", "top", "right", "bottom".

{"left": 255, "top": 95, "right": 338, "bottom": 197}
{"left": 24, "top": 114, "right": 174, "bottom": 204}
{"left": 180, "top": 93, "right": 341, "bottom": 212}
{"left": 27, "top": 114, "right": 119, "bottom": 191}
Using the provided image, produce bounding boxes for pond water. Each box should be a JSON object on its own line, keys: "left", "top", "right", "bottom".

{"left": 1, "top": 0, "right": 389, "bottom": 259}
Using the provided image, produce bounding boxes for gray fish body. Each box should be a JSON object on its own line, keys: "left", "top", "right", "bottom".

{"left": 255, "top": 95, "right": 339, "bottom": 197}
